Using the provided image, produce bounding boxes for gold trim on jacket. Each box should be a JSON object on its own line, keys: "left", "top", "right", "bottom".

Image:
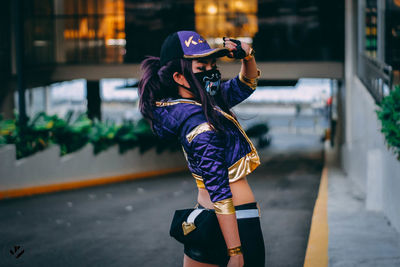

{"left": 186, "top": 122, "right": 214, "bottom": 143}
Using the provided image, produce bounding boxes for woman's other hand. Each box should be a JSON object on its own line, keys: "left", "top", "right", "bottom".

{"left": 227, "top": 254, "right": 244, "bottom": 267}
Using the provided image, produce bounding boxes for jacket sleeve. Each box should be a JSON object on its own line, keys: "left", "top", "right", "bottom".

{"left": 181, "top": 115, "right": 232, "bottom": 203}
{"left": 220, "top": 75, "right": 256, "bottom": 109}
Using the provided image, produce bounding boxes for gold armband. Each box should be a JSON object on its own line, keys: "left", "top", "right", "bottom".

{"left": 213, "top": 198, "right": 235, "bottom": 215}
{"left": 243, "top": 47, "right": 255, "bottom": 61}
{"left": 239, "top": 69, "right": 261, "bottom": 90}
{"left": 227, "top": 246, "right": 243, "bottom": 256}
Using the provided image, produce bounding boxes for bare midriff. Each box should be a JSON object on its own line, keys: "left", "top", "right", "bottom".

{"left": 197, "top": 176, "right": 256, "bottom": 209}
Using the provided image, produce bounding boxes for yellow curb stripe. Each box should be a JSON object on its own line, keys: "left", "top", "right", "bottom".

{"left": 0, "top": 167, "right": 188, "bottom": 200}
{"left": 304, "top": 166, "right": 329, "bottom": 267}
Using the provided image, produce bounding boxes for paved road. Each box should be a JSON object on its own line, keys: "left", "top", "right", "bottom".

{"left": 0, "top": 149, "right": 323, "bottom": 267}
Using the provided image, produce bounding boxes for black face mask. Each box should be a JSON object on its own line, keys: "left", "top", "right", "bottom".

{"left": 194, "top": 69, "right": 221, "bottom": 96}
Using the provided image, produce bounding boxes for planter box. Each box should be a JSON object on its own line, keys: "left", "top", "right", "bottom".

{"left": 0, "top": 144, "right": 187, "bottom": 198}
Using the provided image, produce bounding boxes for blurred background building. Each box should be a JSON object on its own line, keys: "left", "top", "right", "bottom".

{"left": 0, "top": 0, "right": 346, "bottom": 120}
{"left": 0, "top": 0, "right": 400, "bottom": 234}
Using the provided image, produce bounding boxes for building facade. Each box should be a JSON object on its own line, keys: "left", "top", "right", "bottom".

{"left": 342, "top": 0, "right": 400, "bottom": 232}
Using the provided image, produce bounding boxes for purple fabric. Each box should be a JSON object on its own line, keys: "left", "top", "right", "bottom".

{"left": 152, "top": 103, "right": 203, "bottom": 140}
{"left": 176, "top": 31, "right": 229, "bottom": 58}
{"left": 177, "top": 31, "right": 211, "bottom": 56}
{"left": 152, "top": 77, "right": 256, "bottom": 202}
{"left": 186, "top": 125, "right": 232, "bottom": 202}
{"left": 220, "top": 75, "right": 255, "bottom": 108}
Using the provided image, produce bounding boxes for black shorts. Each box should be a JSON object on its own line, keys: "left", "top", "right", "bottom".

{"left": 184, "top": 202, "right": 265, "bottom": 267}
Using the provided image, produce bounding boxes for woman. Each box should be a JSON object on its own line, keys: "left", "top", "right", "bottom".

{"left": 138, "top": 31, "right": 265, "bottom": 267}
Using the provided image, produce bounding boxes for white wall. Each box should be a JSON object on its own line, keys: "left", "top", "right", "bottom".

{"left": 0, "top": 144, "right": 187, "bottom": 193}
{"left": 341, "top": 77, "right": 400, "bottom": 232}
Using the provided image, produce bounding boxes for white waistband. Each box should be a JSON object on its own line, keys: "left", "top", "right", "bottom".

{"left": 187, "top": 208, "right": 259, "bottom": 223}
{"left": 236, "top": 209, "right": 260, "bottom": 219}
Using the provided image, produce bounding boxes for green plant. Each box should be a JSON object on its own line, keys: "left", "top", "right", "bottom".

{"left": 52, "top": 111, "right": 92, "bottom": 156}
{"left": 0, "top": 135, "right": 6, "bottom": 146}
{"left": 376, "top": 85, "right": 400, "bottom": 160}
{"left": 89, "top": 118, "right": 120, "bottom": 154}
{"left": 0, "top": 112, "right": 61, "bottom": 159}
{"left": 29, "top": 112, "right": 60, "bottom": 148}
{"left": 0, "top": 114, "right": 16, "bottom": 146}
{"left": 114, "top": 120, "right": 139, "bottom": 154}
{"left": 133, "top": 118, "right": 160, "bottom": 153}
{"left": 1, "top": 109, "right": 271, "bottom": 160}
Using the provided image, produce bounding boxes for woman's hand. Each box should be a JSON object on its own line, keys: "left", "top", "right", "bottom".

{"left": 223, "top": 37, "right": 259, "bottom": 81}
{"left": 227, "top": 254, "right": 244, "bottom": 267}
{"left": 223, "top": 37, "right": 251, "bottom": 59}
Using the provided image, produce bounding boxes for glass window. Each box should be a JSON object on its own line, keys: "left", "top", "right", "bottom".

{"left": 364, "top": 0, "right": 378, "bottom": 58}
{"left": 357, "top": 0, "right": 398, "bottom": 102}
{"left": 22, "top": 0, "right": 346, "bottom": 65}
{"left": 24, "top": 0, "right": 126, "bottom": 65}
{"left": 124, "top": 0, "right": 195, "bottom": 62}
{"left": 124, "top": 0, "right": 344, "bottom": 63}
{"left": 386, "top": 0, "right": 400, "bottom": 84}
{"left": 254, "top": 0, "right": 344, "bottom": 61}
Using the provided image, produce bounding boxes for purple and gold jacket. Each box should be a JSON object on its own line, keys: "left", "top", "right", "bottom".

{"left": 152, "top": 75, "right": 260, "bottom": 203}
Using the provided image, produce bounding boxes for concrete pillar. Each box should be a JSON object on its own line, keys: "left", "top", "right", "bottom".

{"left": 86, "top": 80, "right": 101, "bottom": 121}
{"left": 344, "top": 0, "right": 358, "bottom": 151}
{"left": 44, "top": 86, "right": 51, "bottom": 114}
{"left": 0, "top": 81, "right": 16, "bottom": 119}
{"left": 54, "top": 0, "right": 66, "bottom": 63}
{"left": 341, "top": 0, "right": 359, "bottom": 173}
{"left": 366, "top": 149, "right": 384, "bottom": 211}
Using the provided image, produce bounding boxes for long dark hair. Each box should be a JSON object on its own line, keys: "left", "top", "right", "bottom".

{"left": 138, "top": 56, "right": 235, "bottom": 133}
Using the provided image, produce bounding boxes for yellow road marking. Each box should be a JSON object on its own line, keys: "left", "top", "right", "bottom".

{"left": 304, "top": 167, "right": 329, "bottom": 267}
{"left": 0, "top": 167, "right": 187, "bottom": 200}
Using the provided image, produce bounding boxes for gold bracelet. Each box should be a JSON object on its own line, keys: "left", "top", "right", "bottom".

{"left": 239, "top": 69, "right": 261, "bottom": 90}
{"left": 227, "top": 246, "right": 243, "bottom": 256}
{"left": 213, "top": 198, "right": 235, "bottom": 215}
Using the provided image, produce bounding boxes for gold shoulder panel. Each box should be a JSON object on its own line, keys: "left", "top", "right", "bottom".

{"left": 186, "top": 122, "right": 214, "bottom": 143}
{"left": 228, "top": 150, "right": 260, "bottom": 182}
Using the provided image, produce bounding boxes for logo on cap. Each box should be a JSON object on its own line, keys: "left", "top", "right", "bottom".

{"left": 184, "top": 36, "right": 205, "bottom": 47}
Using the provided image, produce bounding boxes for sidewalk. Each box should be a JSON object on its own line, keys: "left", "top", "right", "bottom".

{"left": 327, "top": 164, "right": 400, "bottom": 266}
{"left": 305, "top": 142, "right": 400, "bottom": 267}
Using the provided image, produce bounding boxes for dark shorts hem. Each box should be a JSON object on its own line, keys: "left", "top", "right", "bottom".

{"left": 183, "top": 202, "right": 265, "bottom": 267}
{"left": 184, "top": 248, "right": 225, "bottom": 266}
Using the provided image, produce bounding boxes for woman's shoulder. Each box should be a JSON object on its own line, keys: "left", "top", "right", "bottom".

{"left": 154, "top": 98, "right": 204, "bottom": 120}
{"left": 152, "top": 98, "right": 207, "bottom": 139}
